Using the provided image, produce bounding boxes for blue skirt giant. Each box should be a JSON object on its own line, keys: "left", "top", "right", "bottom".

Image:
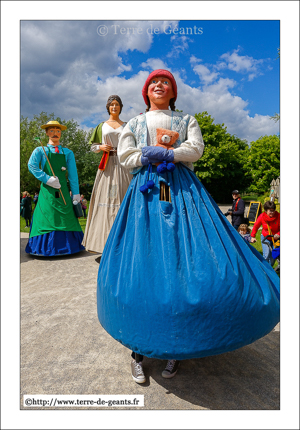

{"left": 97, "top": 164, "right": 279, "bottom": 360}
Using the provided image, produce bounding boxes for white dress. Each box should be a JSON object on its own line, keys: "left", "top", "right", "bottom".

{"left": 82, "top": 123, "right": 132, "bottom": 253}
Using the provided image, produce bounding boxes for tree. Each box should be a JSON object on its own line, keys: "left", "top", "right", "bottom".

{"left": 20, "top": 112, "right": 55, "bottom": 192}
{"left": 270, "top": 113, "right": 280, "bottom": 123}
{"left": 193, "top": 112, "right": 251, "bottom": 202}
{"left": 243, "top": 135, "right": 280, "bottom": 194}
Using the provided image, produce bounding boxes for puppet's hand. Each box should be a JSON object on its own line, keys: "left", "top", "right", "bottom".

{"left": 141, "top": 155, "right": 150, "bottom": 166}
{"left": 99, "top": 144, "right": 112, "bottom": 153}
{"left": 142, "top": 146, "right": 174, "bottom": 163}
{"left": 73, "top": 194, "right": 81, "bottom": 203}
{"left": 46, "top": 176, "right": 61, "bottom": 189}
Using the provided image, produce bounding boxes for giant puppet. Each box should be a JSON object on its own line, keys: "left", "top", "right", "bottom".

{"left": 82, "top": 95, "right": 132, "bottom": 258}
{"left": 96, "top": 70, "right": 280, "bottom": 382}
{"left": 26, "top": 121, "right": 85, "bottom": 256}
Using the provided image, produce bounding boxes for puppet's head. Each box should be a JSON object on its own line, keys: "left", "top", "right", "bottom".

{"left": 41, "top": 121, "right": 67, "bottom": 145}
{"left": 142, "top": 69, "right": 177, "bottom": 111}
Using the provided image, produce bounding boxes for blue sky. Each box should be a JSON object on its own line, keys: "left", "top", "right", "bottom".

{"left": 21, "top": 19, "right": 280, "bottom": 143}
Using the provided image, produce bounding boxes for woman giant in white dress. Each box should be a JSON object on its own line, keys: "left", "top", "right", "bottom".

{"left": 82, "top": 95, "right": 132, "bottom": 257}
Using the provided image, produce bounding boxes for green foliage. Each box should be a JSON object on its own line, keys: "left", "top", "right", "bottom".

{"left": 21, "top": 111, "right": 280, "bottom": 203}
{"left": 20, "top": 113, "right": 99, "bottom": 197}
{"left": 244, "top": 135, "right": 280, "bottom": 194}
{"left": 20, "top": 112, "right": 53, "bottom": 193}
{"left": 193, "top": 112, "right": 251, "bottom": 202}
{"left": 270, "top": 113, "right": 280, "bottom": 123}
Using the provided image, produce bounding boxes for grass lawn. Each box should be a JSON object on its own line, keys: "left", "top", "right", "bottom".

{"left": 249, "top": 229, "right": 279, "bottom": 272}
{"left": 20, "top": 201, "right": 279, "bottom": 274}
{"left": 250, "top": 234, "right": 262, "bottom": 254}
{"left": 241, "top": 194, "right": 259, "bottom": 202}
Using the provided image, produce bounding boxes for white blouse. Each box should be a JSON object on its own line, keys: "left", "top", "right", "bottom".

{"left": 118, "top": 110, "right": 204, "bottom": 170}
{"left": 90, "top": 123, "right": 125, "bottom": 153}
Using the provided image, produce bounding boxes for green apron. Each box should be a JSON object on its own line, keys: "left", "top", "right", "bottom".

{"left": 30, "top": 148, "right": 82, "bottom": 238}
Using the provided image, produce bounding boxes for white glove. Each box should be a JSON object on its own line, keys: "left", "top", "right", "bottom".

{"left": 46, "top": 176, "right": 61, "bottom": 189}
{"left": 73, "top": 194, "right": 81, "bottom": 203}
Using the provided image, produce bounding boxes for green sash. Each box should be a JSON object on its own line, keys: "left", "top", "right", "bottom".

{"left": 30, "top": 148, "right": 82, "bottom": 238}
{"left": 88, "top": 122, "right": 104, "bottom": 159}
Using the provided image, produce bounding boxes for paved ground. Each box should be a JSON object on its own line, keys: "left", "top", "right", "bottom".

{"left": 20, "top": 228, "right": 279, "bottom": 411}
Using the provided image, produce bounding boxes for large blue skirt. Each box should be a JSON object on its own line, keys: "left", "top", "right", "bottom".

{"left": 97, "top": 164, "right": 280, "bottom": 360}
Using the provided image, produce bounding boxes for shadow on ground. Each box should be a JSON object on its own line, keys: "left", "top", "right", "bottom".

{"left": 145, "top": 330, "right": 279, "bottom": 410}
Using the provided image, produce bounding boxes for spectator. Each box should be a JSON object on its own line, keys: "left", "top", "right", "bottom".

{"left": 33, "top": 192, "right": 39, "bottom": 207}
{"left": 251, "top": 201, "right": 280, "bottom": 266}
{"left": 80, "top": 194, "right": 88, "bottom": 218}
{"left": 228, "top": 190, "right": 245, "bottom": 230}
{"left": 238, "top": 224, "right": 256, "bottom": 243}
{"left": 20, "top": 191, "right": 32, "bottom": 228}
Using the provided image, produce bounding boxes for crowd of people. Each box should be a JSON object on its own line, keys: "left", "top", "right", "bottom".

{"left": 21, "top": 69, "right": 280, "bottom": 385}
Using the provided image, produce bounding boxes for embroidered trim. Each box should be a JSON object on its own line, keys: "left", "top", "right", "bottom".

{"left": 129, "top": 112, "right": 193, "bottom": 174}
{"left": 98, "top": 203, "right": 120, "bottom": 208}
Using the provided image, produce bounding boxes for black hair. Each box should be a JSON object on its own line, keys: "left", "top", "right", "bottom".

{"left": 264, "top": 201, "right": 276, "bottom": 211}
{"left": 106, "top": 95, "right": 123, "bottom": 114}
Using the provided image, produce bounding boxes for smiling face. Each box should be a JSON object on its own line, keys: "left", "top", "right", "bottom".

{"left": 109, "top": 100, "right": 121, "bottom": 116}
{"left": 147, "top": 76, "right": 174, "bottom": 109}
{"left": 46, "top": 126, "right": 61, "bottom": 144}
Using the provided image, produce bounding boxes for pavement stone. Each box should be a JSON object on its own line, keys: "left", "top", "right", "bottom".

{"left": 20, "top": 232, "right": 279, "bottom": 410}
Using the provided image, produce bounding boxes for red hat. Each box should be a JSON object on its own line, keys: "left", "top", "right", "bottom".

{"left": 142, "top": 69, "right": 177, "bottom": 105}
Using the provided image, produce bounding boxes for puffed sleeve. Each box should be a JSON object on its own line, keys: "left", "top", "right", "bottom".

{"left": 118, "top": 122, "right": 143, "bottom": 170}
{"left": 173, "top": 116, "right": 204, "bottom": 163}
{"left": 251, "top": 214, "right": 263, "bottom": 237}
{"left": 28, "top": 147, "right": 51, "bottom": 184}
{"left": 90, "top": 143, "right": 102, "bottom": 153}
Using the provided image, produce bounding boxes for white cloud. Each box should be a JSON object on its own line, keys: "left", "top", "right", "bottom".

{"left": 174, "top": 76, "right": 278, "bottom": 143}
{"left": 20, "top": 23, "right": 279, "bottom": 143}
{"left": 167, "top": 35, "right": 192, "bottom": 58}
{"left": 217, "top": 48, "right": 264, "bottom": 81}
{"left": 20, "top": 20, "right": 177, "bottom": 122}
{"left": 140, "top": 58, "right": 168, "bottom": 71}
{"left": 192, "top": 64, "right": 220, "bottom": 85}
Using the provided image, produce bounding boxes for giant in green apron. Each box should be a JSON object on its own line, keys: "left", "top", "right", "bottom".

{"left": 30, "top": 148, "right": 82, "bottom": 238}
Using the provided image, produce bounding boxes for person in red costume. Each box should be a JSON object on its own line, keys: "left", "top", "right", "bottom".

{"left": 251, "top": 200, "right": 280, "bottom": 266}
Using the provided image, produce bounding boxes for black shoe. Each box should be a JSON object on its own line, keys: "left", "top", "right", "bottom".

{"left": 95, "top": 256, "right": 101, "bottom": 264}
{"left": 162, "top": 360, "right": 180, "bottom": 379}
